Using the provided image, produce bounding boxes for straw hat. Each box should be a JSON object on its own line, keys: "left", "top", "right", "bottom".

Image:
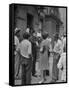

{"left": 15, "top": 28, "right": 21, "bottom": 34}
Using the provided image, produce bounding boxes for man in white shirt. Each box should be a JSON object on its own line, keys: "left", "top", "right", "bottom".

{"left": 18, "top": 32, "right": 32, "bottom": 85}
{"left": 29, "top": 32, "right": 38, "bottom": 77}
{"left": 14, "top": 28, "right": 20, "bottom": 55}
{"left": 19, "top": 39, "right": 31, "bottom": 58}
{"left": 51, "top": 33, "right": 63, "bottom": 82}
{"left": 14, "top": 28, "right": 21, "bottom": 78}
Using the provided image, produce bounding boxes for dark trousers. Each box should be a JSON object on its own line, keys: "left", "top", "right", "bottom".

{"left": 20, "top": 55, "right": 32, "bottom": 85}
{"left": 32, "top": 54, "right": 37, "bottom": 76}
{"left": 52, "top": 53, "right": 60, "bottom": 81}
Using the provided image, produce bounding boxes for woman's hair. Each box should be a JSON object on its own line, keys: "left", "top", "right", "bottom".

{"left": 42, "top": 32, "right": 49, "bottom": 39}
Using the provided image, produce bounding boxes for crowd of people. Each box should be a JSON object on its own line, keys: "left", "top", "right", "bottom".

{"left": 14, "top": 27, "right": 66, "bottom": 85}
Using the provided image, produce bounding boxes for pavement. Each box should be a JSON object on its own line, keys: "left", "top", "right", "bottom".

{"left": 15, "top": 55, "right": 53, "bottom": 85}
{"left": 15, "top": 75, "right": 52, "bottom": 85}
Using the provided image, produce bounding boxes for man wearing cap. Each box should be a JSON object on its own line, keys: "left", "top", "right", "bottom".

{"left": 18, "top": 32, "right": 32, "bottom": 85}
{"left": 14, "top": 28, "right": 21, "bottom": 78}
{"left": 51, "top": 33, "right": 63, "bottom": 82}
{"left": 29, "top": 31, "right": 39, "bottom": 77}
{"left": 14, "top": 28, "right": 21, "bottom": 53}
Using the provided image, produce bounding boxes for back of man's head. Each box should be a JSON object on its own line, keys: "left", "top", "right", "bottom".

{"left": 23, "top": 32, "right": 30, "bottom": 39}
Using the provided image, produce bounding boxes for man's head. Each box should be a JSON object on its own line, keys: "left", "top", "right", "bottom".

{"left": 15, "top": 28, "right": 21, "bottom": 37}
{"left": 53, "top": 33, "right": 59, "bottom": 41}
{"left": 23, "top": 32, "right": 30, "bottom": 39}
{"left": 42, "top": 32, "right": 49, "bottom": 39}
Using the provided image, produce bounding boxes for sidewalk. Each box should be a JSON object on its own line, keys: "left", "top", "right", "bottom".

{"left": 15, "top": 55, "right": 53, "bottom": 85}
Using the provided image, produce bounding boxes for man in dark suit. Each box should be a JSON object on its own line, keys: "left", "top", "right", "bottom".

{"left": 29, "top": 31, "right": 38, "bottom": 77}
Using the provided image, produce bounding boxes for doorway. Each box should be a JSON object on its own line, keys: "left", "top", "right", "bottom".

{"left": 27, "top": 13, "right": 33, "bottom": 29}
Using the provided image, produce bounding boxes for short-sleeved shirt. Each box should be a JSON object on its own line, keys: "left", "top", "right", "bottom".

{"left": 53, "top": 39, "right": 63, "bottom": 55}
{"left": 19, "top": 39, "right": 32, "bottom": 58}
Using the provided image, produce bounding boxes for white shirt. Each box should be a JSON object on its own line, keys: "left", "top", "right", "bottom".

{"left": 37, "top": 32, "right": 42, "bottom": 37}
{"left": 53, "top": 39, "right": 63, "bottom": 55}
{"left": 19, "top": 39, "right": 32, "bottom": 58}
{"left": 26, "top": 28, "right": 30, "bottom": 33}
{"left": 14, "top": 36, "right": 19, "bottom": 55}
{"left": 15, "top": 36, "right": 19, "bottom": 46}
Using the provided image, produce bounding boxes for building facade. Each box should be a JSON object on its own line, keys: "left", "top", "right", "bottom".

{"left": 14, "top": 5, "right": 64, "bottom": 81}
{"left": 38, "top": 7, "right": 63, "bottom": 38}
{"left": 14, "top": 5, "right": 63, "bottom": 40}
{"left": 14, "top": 5, "right": 39, "bottom": 40}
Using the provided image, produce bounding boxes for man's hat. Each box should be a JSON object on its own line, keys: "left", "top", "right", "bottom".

{"left": 15, "top": 28, "right": 21, "bottom": 34}
{"left": 53, "top": 33, "right": 59, "bottom": 38}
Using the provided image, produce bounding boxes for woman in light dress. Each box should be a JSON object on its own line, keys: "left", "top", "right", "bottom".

{"left": 39, "top": 32, "right": 51, "bottom": 83}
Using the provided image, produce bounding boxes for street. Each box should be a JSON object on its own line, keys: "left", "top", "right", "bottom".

{"left": 15, "top": 55, "right": 53, "bottom": 85}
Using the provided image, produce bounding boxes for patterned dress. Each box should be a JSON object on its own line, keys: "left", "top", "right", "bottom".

{"left": 39, "top": 38, "right": 50, "bottom": 70}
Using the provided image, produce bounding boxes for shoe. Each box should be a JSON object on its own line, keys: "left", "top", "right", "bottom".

{"left": 38, "top": 79, "right": 46, "bottom": 84}
{"left": 50, "top": 79, "right": 56, "bottom": 83}
{"left": 38, "top": 80, "right": 44, "bottom": 84}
